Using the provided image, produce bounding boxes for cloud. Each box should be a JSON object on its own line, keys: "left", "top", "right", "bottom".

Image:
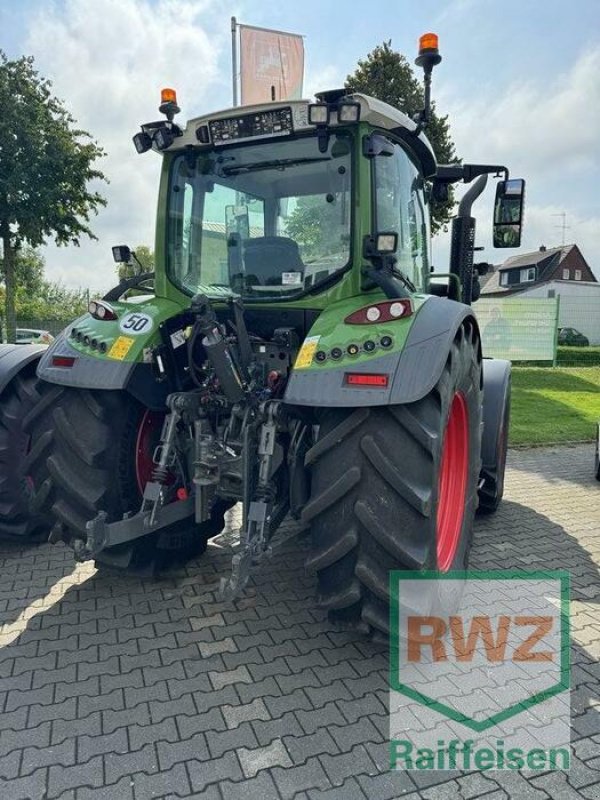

{"left": 432, "top": 48, "right": 600, "bottom": 277}
{"left": 25, "top": 0, "right": 230, "bottom": 290}
{"left": 441, "top": 48, "right": 600, "bottom": 174}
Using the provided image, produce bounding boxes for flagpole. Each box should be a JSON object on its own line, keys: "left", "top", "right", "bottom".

{"left": 231, "top": 16, "right": 238, "bottom": 107}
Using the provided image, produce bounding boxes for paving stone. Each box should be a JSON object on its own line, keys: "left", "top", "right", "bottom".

{"left": 103, "top": 704, "right": 151, "bottom": 735}
{"left": 208, "top": 665, "right": 252, "bottom": 690}
{"left": 0, "top": 748, "right": 21, "bottom": 780}
{"left": 21, "top": 738, "right": 77, "bottom": 776}
{"left": 0, "top": 720, "right": 51, "bottom": 758}
{"left": 295, "top": 702, "right": 347, "bottom": 735}
{"left": 128, "top": 718, "right": 179, "bottom": 751}
{"left": 251, "top": 710, "right": 305, "bottom": 747}
{"left": 52, "top": 712, "right": 102, "bottom": 745}
{"left": 48, "top": 755, "right": 104, "bottom": 798}
{"left": 272, "top": 756, "right": 332, "bottom": 799}
{"left": 125, "top": 680, "right": 170, "bottom": 709}
{"left": 217, "top": 771, "right": 281, "bottom": 800}
{"left": 77, "top": 728, "right": 129, "bottom": 762}
{"left": 320, "top": 744, "right": 377, "bottom": 786}
{"left": 5, "top": 683, "right": 54, "bottom": 712}
{"left": 130, "top": 763, "right": 191, "bottom": 799}
{"left": 176, "top": 706, "right": 227, "bottom": 739}
{"left": 188, "top": 751, "right": 243, "bottom": 792}
{"left": 30, "top": 696, "right": 78, "bottom": 727}
{"left": 356, "top": 770, "right": 417, "bottom": 800}
{"left": 78, "top": 688, "right": 124, "bottom": 717}
{"left": 77, "top": 775, "right": 134, "bottom": 800}
{"left": 0, "top": 766, "right": 49, "bottom": 800}
{"left": 206, "top": 720, "right": 258, "bottom": 759}
{"left": 264, "top": 687, "right": 313, "bottom": 719}
{"left": 329, "top": 716, "right": 384, "bottom": 752}
{"left": 307, "top": 776, "right": 368, "bottom": 800}
{"left": 236, "top": 675, "right": 280, "bottom": 704}
{"left": 157, "top": 733, "right": 209, "bottom": 770}
{"left": 222, "top": 698, "right": 271, "bottom": 729}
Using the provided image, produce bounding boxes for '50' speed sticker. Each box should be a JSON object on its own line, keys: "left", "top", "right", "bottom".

{"left": 118, "top": 312, "right": 153, "bottom": 335}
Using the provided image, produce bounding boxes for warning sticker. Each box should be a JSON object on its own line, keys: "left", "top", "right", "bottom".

{"left": 294, "top": 335, "right": 320, "bottom": 369}
{"left": 170, "top": 329, "right": 187, "bottom": 349}
{"left": 108, "top": 336, "right": 135, "bottom": 360}
{"left": 282, "top": 272, "right": 303, "bottom": 285}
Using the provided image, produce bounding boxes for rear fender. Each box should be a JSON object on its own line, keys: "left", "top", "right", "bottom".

{"left": 284, "top": 296, "right": 480, "bottom": 407}
{"left": 481, "top": 358, "right": 511, "bottom": 470}
{"left": 0, "top": 344, "right": 46, "bottom": 396}
{"left": 36, "top": 297, "right": 184, "bottom": 410}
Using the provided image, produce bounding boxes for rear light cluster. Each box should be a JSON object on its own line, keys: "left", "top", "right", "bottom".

{"left": 88, "top": 300, "right": 118, "bottom": 321}
{"left": 314, "top": 335, "right": 393, "bottom": 363}
{"left": 70, "top": 327, "right": 108, "bottom": 353}
{"left": 344, "top": 299, "right": 413, "bottom": 325}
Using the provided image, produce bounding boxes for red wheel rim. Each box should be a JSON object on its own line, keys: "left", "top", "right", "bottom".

{"left": 436, "top": 392, "right": 469, "bottom": 572}
{"left": 135, "top": 409, "right": 165, "bottom": 495}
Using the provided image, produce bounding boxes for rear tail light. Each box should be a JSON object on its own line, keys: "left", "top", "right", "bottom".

{"left": 89, "top": 300, "right": 118, "bottom": 321}
{"left": 52, "top": 356, "right": 76, "bottom": 368}
{"left": 345, "top": 299, "right": 413, "bottom": 325}
{"left": 345, "top": 373, "right": 389, "bottom": 387}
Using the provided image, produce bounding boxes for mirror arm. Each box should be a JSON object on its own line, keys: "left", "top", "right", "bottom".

{"left": 436, "top": 163, "right": 509, "bottom": 185}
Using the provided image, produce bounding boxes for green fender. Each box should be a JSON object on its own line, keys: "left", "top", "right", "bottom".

{"left": 284, "top": 296, "right": 481, "bottom": 407}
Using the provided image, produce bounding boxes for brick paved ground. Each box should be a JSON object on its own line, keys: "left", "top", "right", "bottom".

{"left": 0, "top": 443, "right": 598, "bottom": 799}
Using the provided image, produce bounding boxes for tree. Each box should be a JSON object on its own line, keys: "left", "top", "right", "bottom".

{"left": 1, "top": 245, "right": 45, "bottom": 296}
{"left": 116, "top": 245, "right": 155, "bottom": 280}
{"left": 346, "top": 41, "right": 459, "bottom": 233}
{"left": 0, "top": 52, "right": 107, "bottom": 342}
{"left": 0, "top": 248, "right": 93, "bottom": 338}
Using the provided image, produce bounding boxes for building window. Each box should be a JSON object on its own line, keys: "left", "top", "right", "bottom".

{"left": 520, "top": 267, "right": 536, "bottom": 282}
{"left": 500, "top": 272, "right": 508, "bottom": 286}
{"left": 575, "top": 269, "right": 582, "bottom": 280}
{"left": 562, "top": 268, "right": 570, "bottom": 279}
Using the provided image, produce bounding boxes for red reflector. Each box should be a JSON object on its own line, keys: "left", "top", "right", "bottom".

{"left": 345, "top": 373, "right": 389, "bottom": 387}
{"left": 176, "top": 487, "right": 189, "bottom": 501}
{"left": 51, "top": 356, "right": 76, "bottom": 368}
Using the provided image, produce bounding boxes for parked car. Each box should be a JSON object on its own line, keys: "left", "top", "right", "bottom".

{"left": 6, "top": 328, "right": 55, "bottom": 345}
{"left": 557, "top": 327, "right": 590, "bottom": 347}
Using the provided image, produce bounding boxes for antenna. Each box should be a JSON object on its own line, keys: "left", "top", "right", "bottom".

{"left": 552, "top": 212, "right": 571, "bottom": 246}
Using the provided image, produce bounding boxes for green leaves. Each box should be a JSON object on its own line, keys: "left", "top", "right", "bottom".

{"left": 0, "top": 50, "right": 107, "bottom": 340}
{"left": 346, "top": 41, "right": 458, "bottom": 234}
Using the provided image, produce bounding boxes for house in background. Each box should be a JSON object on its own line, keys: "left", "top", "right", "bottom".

{"left": 480, "top": 244, "right": 597, "bottom": 296}
{"left": 479, "top": 244, "right": 600, "bottom": 345}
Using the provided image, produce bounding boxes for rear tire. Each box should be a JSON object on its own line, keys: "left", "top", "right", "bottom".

{"left": 35, "top": 388, "right": 225, "bottom": 572}
{"left": 303, "top": 324, "right": 482, "bottom": 638}
{"left": 0, "top": 371, "right": 55, "bottom": 539}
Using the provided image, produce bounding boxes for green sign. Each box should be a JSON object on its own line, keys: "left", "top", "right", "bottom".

{"left": 475, "top": 297, "right": 559, "bottom": 361}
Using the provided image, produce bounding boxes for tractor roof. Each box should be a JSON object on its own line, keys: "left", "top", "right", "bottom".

{"left": 168, "top": 93, "right": 436, "bottom": 170}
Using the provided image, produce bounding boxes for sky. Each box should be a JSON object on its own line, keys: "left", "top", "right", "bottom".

{"left": 1, "top": 0, "right": 599, "bottom": 291}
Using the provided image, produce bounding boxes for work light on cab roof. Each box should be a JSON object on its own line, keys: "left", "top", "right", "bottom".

{"left": 132, "top": 86, "right": 182, "bottom": 153}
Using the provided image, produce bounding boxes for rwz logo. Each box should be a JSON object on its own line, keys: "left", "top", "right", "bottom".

{"left": 407, "top": 615, "right": 554, "bottom": 663}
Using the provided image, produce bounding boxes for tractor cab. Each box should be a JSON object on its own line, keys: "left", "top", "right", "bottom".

{"left": 136, "top": 90, "right": 439, "bottom": 309}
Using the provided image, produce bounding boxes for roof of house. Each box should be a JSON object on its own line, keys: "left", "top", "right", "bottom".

{"left": 480, "top": 244, "right": 576, "bottom": 295}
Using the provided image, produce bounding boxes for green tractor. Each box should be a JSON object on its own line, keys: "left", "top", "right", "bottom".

{"left": 0, "top": 35, "right": 524, "bottom": 635}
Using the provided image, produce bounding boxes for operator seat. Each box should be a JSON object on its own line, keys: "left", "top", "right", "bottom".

{"left": 243, "top": 236, "right": 305, "bottom": 286}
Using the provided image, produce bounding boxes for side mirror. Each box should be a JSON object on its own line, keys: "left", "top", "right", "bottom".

{"left": 493, "top": 178, "right": 525, "bottom": 248}
{"left": 112, "top": 245, "right": 132, "bottom": 263}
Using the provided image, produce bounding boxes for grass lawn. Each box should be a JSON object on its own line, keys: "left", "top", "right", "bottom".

{"left": 510, "top": 366, "right": 600, "bottom": 445}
